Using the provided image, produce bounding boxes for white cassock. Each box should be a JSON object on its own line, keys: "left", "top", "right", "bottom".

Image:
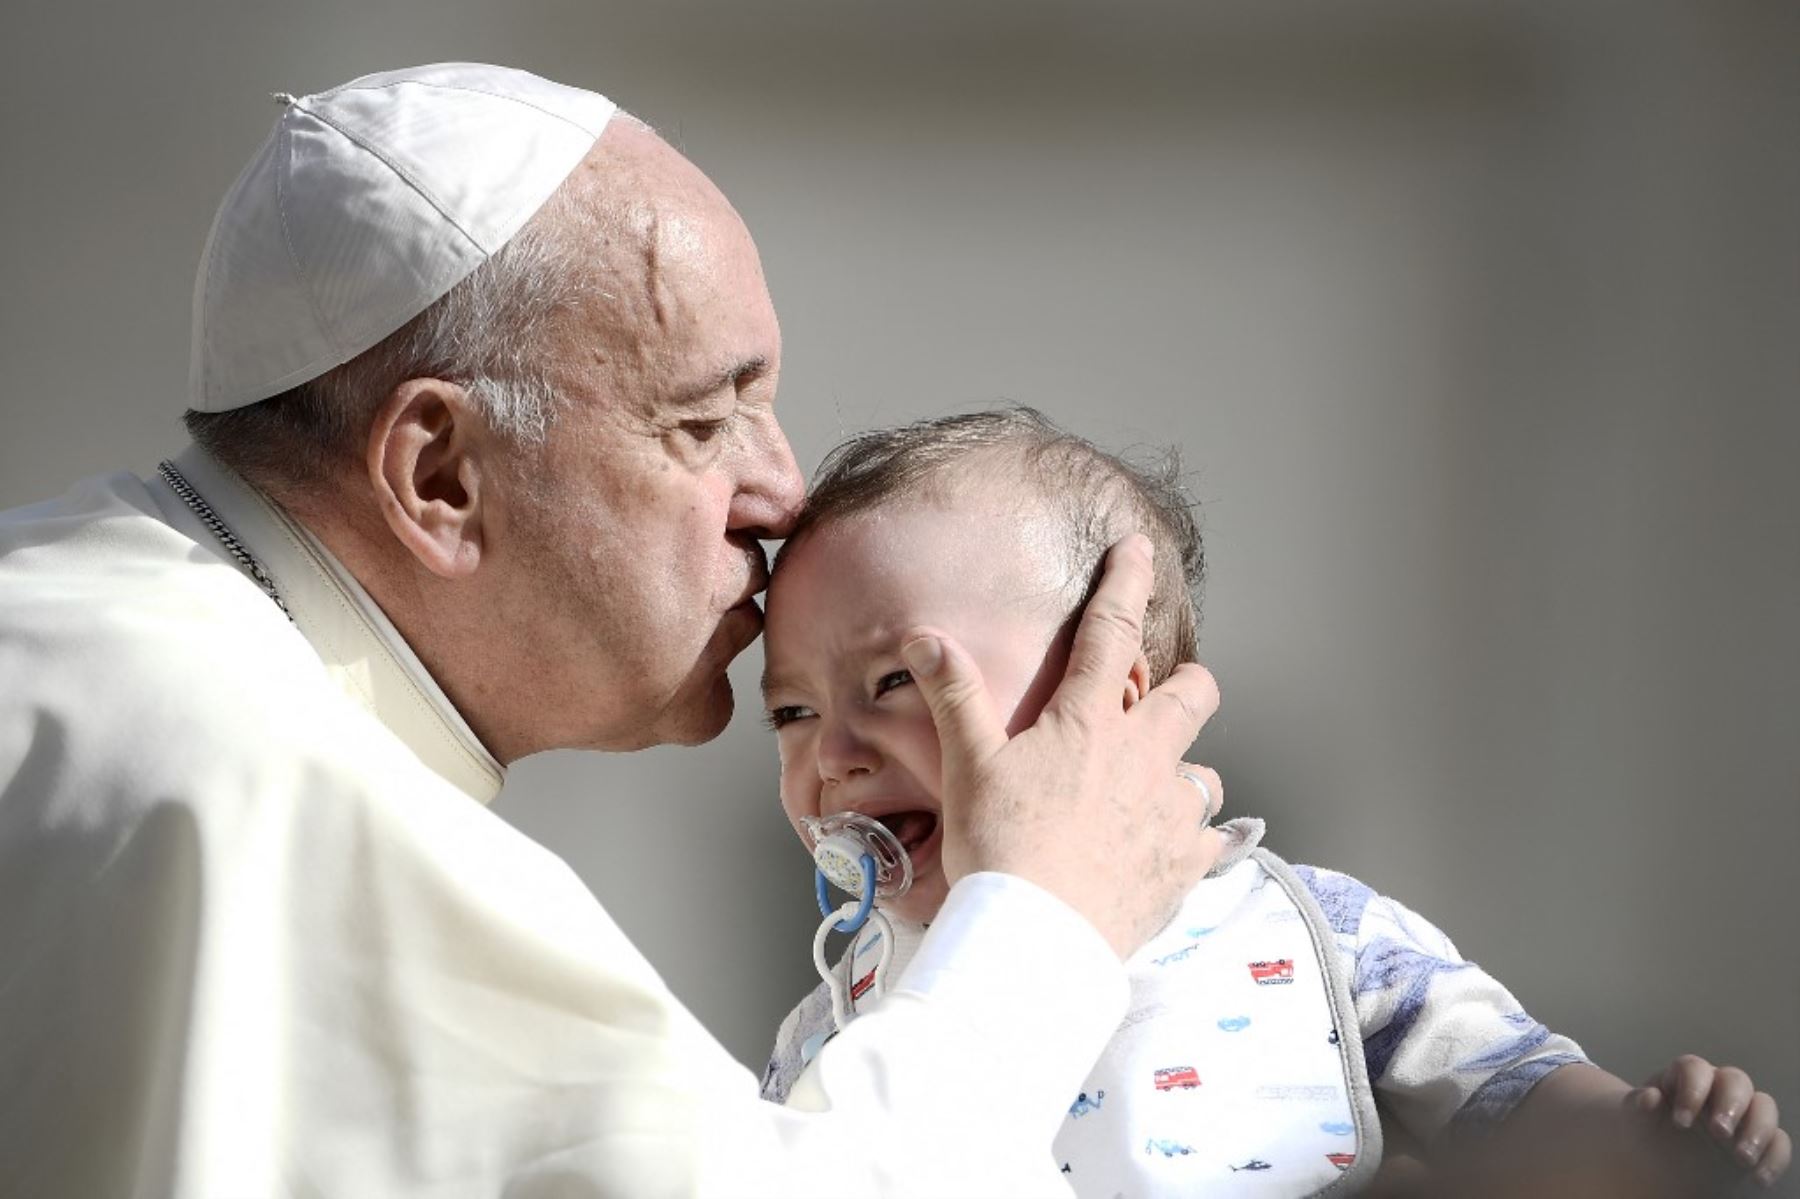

{"left": 0, "top": 445, "right": 1126, "bottom": 1198}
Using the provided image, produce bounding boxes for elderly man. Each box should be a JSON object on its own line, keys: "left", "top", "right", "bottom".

{"left": 0, "top": 64, "right": 1223, "bottom": 1195}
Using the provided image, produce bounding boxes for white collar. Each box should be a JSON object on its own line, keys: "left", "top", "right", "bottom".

{"left": 164, "top": 444, "right": 505, "bottom": 805}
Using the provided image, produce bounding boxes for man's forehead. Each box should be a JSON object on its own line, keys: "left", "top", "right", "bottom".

{"left": 563, "top": 125, "right": 772, "bottom": 340}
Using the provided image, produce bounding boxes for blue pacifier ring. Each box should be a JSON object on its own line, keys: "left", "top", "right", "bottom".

{"left": 816, "top": 853, "right": 878, "bottom": 933}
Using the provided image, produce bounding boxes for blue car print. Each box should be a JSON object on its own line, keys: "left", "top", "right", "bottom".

{"left": 1321, "top": 1121, "right": 1354, "bottom": 1136}
{"left": 1067, "top": 1090, "right": 1106, "bottom": 1118}
{"left": 1145, "top": 1137, "right": 1195, "bottom": 1158}
{"left": 1217, "top": 1015, "right": 1252, "bottom": 1033}
{"left": 1152, "top": 942, "right": 1200, "bottom": 966}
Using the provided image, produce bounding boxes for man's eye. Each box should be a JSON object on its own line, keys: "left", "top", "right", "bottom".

{"left": 874, "top": 670, "right": 912, "bottom": 698}
{"left": 682, "top": 419, "right": 728, "bottom": 443}
{"left": 765, "top": 705, "right": 814, "bottom": 730}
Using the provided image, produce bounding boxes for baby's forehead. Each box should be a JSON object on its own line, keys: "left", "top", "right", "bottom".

{"left": 796, "top": 459, "right": 1044, "bottom": 544}
{"left": 774, "top": 488, "right": 1075, "bottom": 612}
{"left": 781, "top": 479, "right": 1022, "bottom": 563}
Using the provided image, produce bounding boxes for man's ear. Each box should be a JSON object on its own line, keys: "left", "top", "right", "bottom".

{"left": 366, "top": 378, "right": 488, "bottom": 579}
{"left": 1122, "top": 653, "right": 1152, "bottom": 710}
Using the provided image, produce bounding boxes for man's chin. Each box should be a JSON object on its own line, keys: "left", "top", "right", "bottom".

{"left": 653, "top": 672, "right": 737, "bottom": 747}
{"left": 612, "top": 616, "right": 755, "bottom": 749}
{"left": 658, "top": 605, "right": 765, "bottom": 745}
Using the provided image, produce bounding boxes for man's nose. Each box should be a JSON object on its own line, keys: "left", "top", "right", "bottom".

{"left": 732, "top": 418, "right": 804, "bottom": 538}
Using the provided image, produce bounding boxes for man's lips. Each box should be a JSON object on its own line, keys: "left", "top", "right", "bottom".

{"left": 733, "top": 539, "right": 771, "bottom": 607}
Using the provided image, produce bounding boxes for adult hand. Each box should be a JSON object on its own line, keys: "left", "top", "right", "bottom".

{"left": 900, "top": 535, "right": 1224, "bottom": 958}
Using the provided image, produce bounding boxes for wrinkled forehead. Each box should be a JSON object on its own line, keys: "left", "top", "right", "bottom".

{"left": 559, "top": 124, "right": 772, "bottom": 334}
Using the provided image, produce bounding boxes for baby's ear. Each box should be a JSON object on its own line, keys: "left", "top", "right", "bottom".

{"left": 1122, "top": 653, "right": 1152, "bottom": 710}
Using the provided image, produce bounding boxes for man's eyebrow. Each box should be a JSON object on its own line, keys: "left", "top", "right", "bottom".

{"left": 669, "top": 355, "right": 770, "bottom": 409}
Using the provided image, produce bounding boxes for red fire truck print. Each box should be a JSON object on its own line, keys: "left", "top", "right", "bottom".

{"left": 1327, "top": 1152, "right": 1356, "bottom": 1171}
{"left": 1153, "top": 1065, "right": 1201, "bottom": 1091}
{"left": 850, "top": 968, "right": 877, "bottom": 1001}
{"left": 1247, "top": 958, "right": 1295, "bottom": 985}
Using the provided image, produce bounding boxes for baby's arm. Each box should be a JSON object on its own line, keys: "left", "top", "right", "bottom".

{"left": 1467, "top": 1053, "right": 1790, "bottom": 1193}
{"left": 1317, "top": 873, "right": 1789, "bottom": 1194}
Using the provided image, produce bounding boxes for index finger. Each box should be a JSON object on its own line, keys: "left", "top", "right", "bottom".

{"left": 1047, "top": 534, "right": 1156, "bottom": 717}
{"left": 1662, "top": 1055, "right": 1713, "bottom": 1128}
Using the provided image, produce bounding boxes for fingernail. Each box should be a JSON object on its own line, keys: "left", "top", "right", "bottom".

{"left": 1673, "top": 1109, "right": 1694, "bottom": 1128}
{"left": 1755, "top": 1167, "right": 1776, "bottom": 1187}
{"left": 902, "top": 636, "right": 943, "bottom": 678}
{"left": 1714, "top": 1114, "right": 1737, "bottom": 1136}
{"left": 1738, "top": 1139, "right": 1762, "bottom": 1163}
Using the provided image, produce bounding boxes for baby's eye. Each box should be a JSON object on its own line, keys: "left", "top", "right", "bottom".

{"left": 764, "top": 704, "right": 814, "bottom": 730}
{"left": 874, "top": 669, "right": 913, "bottom": 698}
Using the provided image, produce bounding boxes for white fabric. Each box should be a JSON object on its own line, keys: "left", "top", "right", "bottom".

{"left": 0, "top": 453, "right": 1130, "bottom": 1196}
{"left": 163, "top": 444, "right": 503, "bottom": 801}
{"left": 1052, "top": 853, "right": 1364, "bottom": 1196}
{"left": 769, "top": 827, "right": 1589, "bottom": 1198}
{"left": 190, "top": 63, "right": 615, "bottom": 412}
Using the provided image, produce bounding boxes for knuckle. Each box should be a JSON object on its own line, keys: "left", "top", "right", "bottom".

{"left": 1160, "top": 686, "right": 1203, "bottom": 727}
{"left": 1086, "top": 595, "right": 1146, "bottom": 644}
{"left": 1164, "top": 663, "right": 1221, "bottom": 713}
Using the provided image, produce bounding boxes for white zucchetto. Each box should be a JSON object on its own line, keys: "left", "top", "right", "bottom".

{"left": 189, "top": 62, "right": 615, "bottom": 413}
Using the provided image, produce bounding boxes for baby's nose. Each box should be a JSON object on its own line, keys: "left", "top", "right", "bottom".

{"left": 817, "top": 723, "right": 880, "bottom": 783}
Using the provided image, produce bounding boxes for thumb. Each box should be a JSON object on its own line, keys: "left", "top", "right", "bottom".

{"left": 902, "top": 631, "right": 1008, "bottom": 770}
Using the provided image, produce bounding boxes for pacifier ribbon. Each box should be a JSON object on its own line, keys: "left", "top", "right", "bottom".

{"left": 804, "top": 812, "right": 913, "bottom": 1031}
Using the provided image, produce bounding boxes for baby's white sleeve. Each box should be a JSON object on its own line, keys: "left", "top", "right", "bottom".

{"left": 1345, "top": 885, "right": 1588, "bottom": 1144}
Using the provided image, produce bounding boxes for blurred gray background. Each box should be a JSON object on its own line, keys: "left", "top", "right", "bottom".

{"left": 3, "top": 0, "right": 1795, "bottom": 1143}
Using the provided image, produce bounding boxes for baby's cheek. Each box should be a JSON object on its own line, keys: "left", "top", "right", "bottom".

{"left": 773, "top": 753, "right": 812, "bottom": 829}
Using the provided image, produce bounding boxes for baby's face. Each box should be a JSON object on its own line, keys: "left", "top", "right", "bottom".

{"left": 762, "top": 494, "right": 1074, "bottom": 924}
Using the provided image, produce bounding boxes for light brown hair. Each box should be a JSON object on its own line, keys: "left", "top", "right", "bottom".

{"left": 780, "top": 406, "right": 1204, "bottom": 684}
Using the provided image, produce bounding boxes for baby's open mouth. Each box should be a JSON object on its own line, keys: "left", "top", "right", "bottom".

{"left": 874, "top": 810, "right": 939, "bottom": 856}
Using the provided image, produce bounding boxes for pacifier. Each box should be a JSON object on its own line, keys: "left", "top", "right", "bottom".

{"left": 802, "top": 811, "right": 914, "bottom": 907}
{"left": 803, "top": 811, "right": 914, "bottom": 1033}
